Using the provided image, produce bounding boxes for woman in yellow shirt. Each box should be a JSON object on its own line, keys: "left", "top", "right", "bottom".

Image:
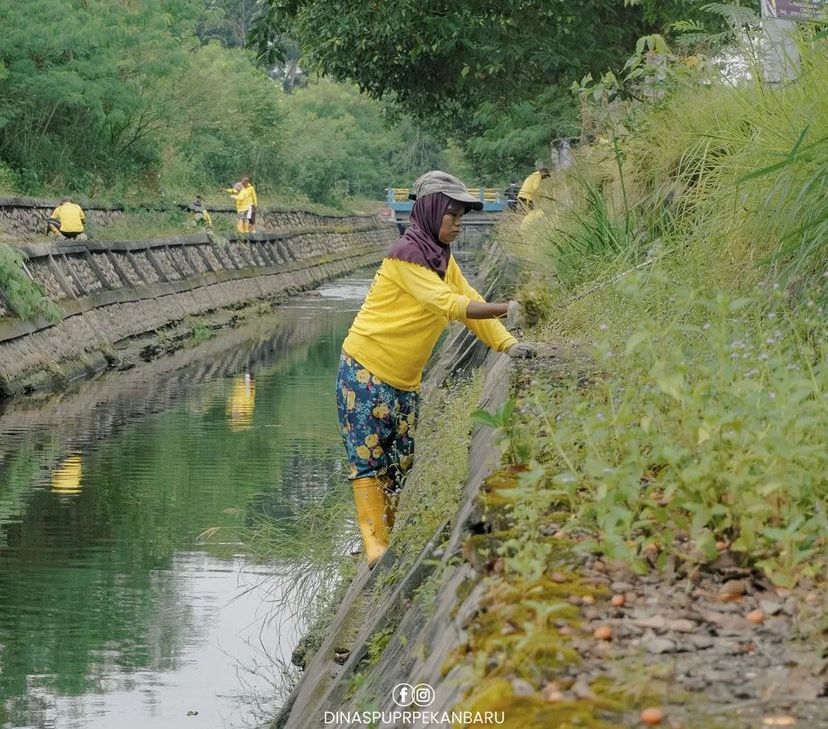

{"left": 337, "top": 171, "right": 537, "bottom": 566}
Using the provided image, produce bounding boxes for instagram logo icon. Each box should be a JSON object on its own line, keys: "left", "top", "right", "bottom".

{"left": 392, "top": 682, "right": 435, "bottom": 708}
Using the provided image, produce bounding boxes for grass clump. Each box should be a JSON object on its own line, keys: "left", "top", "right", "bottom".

{"left": 389, "top": 372, "right": 484, "bottom": 569}
{"left": 0, "top": 243, "right": 62, "bottom": 322}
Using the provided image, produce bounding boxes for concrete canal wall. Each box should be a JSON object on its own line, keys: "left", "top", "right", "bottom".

{"left": 0, "top": 196, "right": 374, "bottom": 241}
{"left": 0, "top": 213, "right": 396, "bottom": 397}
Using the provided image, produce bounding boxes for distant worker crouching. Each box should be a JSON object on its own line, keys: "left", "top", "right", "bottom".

{"left": 517, "top": 162, "right": 551, "bottom": 211}
{"left": 188, "top": 196, "right": 213, "bottom": 227}
{"left": 48, "top": 197, "right": 87, "bottom": 240}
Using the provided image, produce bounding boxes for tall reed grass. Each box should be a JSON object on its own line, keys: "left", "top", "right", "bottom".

{"left": 500, "top": 31, "right": 828, "bottom": 584}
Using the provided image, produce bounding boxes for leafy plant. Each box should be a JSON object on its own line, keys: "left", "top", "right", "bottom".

{"left": 0, "top": 244, "right": 62, "bottom": 323}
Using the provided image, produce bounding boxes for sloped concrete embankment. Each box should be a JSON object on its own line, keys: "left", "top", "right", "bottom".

{"left": 275, "top": 352, "right": 514, "bottom": 729}
{"left": 0, "top": 220, "right": 396, "bottom": 396}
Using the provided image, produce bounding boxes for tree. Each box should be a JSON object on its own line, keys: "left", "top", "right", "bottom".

{"left": 250, "top": 1, "right": 752, "bottom": 177}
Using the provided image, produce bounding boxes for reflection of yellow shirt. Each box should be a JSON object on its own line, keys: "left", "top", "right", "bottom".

{"left": 51, "top": 455, "right": 83, "bottom": 494}
{"left": 227, "top": 375, "right": 256, "bottom": 431}
{"left": 343, "top": 257, "right": 516, "bottom": 391}
{"left": 50, "top": 203, "right": 85, "bottom": 233}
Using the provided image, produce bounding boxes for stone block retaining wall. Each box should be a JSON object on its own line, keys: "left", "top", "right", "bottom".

{"left": 0, "top": 196, "right": 378, "bottom": 241}
{"left": 0, "top": 215, "right": 396, "bottom": 396}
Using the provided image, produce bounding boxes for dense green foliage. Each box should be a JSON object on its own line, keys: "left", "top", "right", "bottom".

{"left": 0, "top": 244, "right": 62, "bottom": 322}
{"left": 0, "top": 0, "right": 452, "bottom": 204}
{"left": 251, "top": 0, "right": 753, "bottom": 177}
{"left": 499, "top": 32, "right": 828, "bottom": 585}
{"left": 278, "top": 81, "right": 451, "bottom": 203}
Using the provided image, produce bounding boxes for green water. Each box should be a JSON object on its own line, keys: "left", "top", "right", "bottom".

{"left": 0, "top": 274, "right": 371, "bottom": 729}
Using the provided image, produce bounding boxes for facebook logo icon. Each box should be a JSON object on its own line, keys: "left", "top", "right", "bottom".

{"left": 392, "top": 683, "right": 414, "bottom": 707}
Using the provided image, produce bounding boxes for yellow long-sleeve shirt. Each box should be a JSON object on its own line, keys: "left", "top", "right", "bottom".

{"left": 343, "top": 257, "right": 517, "bottom": 391}
{"left": 518, "top": 171, "right": 545, "bottom": 204}
{"left": 237, "top": 185, "right": 257, "bottom": 210}
{"left": 225, "top": 188, "right": 244, "bottom": 212}
{"left": 49, "top": 202, "right": 85, "bottom": 233}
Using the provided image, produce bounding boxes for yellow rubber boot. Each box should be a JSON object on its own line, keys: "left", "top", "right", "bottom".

{"left": 352, "top": 477, "right": 392, "bottom": 567}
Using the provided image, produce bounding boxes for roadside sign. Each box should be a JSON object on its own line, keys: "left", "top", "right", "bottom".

{"left": 766, "top": 0, "right": 828, "bottom": 21}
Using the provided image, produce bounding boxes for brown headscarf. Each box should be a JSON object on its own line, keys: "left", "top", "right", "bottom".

{"left": 387, "top": 193, "right": 462, "bottom": 279}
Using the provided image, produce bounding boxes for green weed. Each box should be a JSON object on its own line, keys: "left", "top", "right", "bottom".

{"left": 493, "top": 32, "right": 828, "bottom": 586}
{"left": 0, "top": 244, "right": 62, "bottom": 323}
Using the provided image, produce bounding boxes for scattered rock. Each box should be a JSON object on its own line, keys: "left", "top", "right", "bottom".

{"left": 712, "top": 641, "right": 744, "bottom": 655}
{"left": 681, "top": 675, "right": 709, "bottom": 691}
{"left": 542, "top": 682, "right": 564, "bottom": 703}
{"left": 719, "top": 579, "right": 749, "bottom": 598}
{"left": 592, "top": 641, "right": 614, "bottom": 658}
{"left": 761, "top": 717, "right": 797, "bottom": 727}
{"left": 511, "top": 678, "right": 535, "bottom": 697}
{"left": 333, "top": 649, "right": 351, "bottom": 665}
{"left": 572, "top": 675, "right": 595, "bottom": 699}
{"left": 644, "top": 637, "right": 676, "bottom": 655}
{"left": 611, "top": 594, "right": 626, "bottom": 607}
{"left": 760, "top": 599, "right": 783, "bottom": 616}
{"left": 666, "top": 619, "right": 697, "bottom": 633}
{"left": 746, "top": 610, "right": 765, "bottom": 626}
{"left": 634, "top": 615, "right": 667, "bottom": 631}
{"left": 686, "top": 634, "right": 714, "bottom": 650}
{"left": 550, "top": 572, "right": 568, "bottom": 584}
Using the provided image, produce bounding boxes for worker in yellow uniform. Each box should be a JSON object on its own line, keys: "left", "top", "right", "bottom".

{"left": 189, "top": 196, "right": 213, "bottom": 227}
{"left": 48, "top": 197, "right": 87, "bottom": 239}
{"left": 236, "top": 176, "right": 258, "bottom": 233}
{"left": 336, "top": 171, "right": 538, "bottom": 567}
{"left": 517, "top": 162, "right": 551, "bottom": 211}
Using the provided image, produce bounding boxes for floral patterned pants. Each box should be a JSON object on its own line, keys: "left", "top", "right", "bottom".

{"left": 336, "top": 352, "right": 419, "bottom": 489}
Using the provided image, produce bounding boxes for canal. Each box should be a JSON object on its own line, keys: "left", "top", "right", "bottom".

{"left": 0, "top": 271, "right": 373, "bottom": 729}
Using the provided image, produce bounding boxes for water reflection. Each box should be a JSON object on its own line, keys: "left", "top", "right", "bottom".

{"left": 0, "top": 271, "right": 374, "bottom": 729}
{"left": 226, "top": 373, "right": 256, "bottom": 432}
{"left": 50, "top": 454, "right": 83, "bottom": 495}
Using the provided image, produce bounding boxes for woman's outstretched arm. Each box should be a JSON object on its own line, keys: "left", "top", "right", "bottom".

{"left": 465, "top": 301, "right": 508, "bottom": 320}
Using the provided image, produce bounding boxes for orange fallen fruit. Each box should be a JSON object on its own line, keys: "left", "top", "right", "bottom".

{"left": 640, "top": 707, "right": 664, "bottom": 725}
{"left": 593, "top": 625, "right": 612, "bottom": 641}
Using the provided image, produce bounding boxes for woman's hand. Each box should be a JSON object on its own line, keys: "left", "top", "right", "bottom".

{"left": 507, "top": 342, "right": 538, "bottom": 359}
